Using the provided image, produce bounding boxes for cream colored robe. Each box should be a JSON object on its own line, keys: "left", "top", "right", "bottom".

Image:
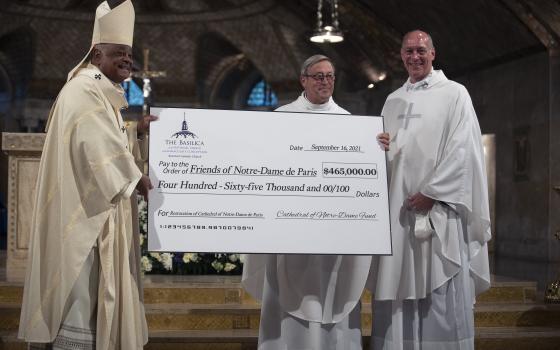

{"left": 18, "top": 64, "right": 148, "bottom": 349}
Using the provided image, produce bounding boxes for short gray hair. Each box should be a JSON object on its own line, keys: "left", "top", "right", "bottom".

{"left": 402, "top": 30, "right": 435, "bottom": 49}
{"left": 300, "top": 55, "right": 334, "bottom": 76}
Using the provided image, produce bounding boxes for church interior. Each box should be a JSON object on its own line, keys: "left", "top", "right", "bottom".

{"left": 1, "top": 0, "right": 560, "bottom": 348}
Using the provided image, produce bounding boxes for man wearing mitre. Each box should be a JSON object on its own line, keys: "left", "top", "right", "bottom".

{"left": 18, "top": 1, "right": 152, "bottom": 349}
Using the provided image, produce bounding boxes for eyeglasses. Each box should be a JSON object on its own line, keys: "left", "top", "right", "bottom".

{"left": 303, "top": 73, "right": 335, "bottom": 82}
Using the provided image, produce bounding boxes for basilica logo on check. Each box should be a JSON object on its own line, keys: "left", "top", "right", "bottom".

{"left": 171, "top": 113, "right": 198, "bottom": 139}
{"left": 157, "top": 110, "right": 207, "bottom": 159}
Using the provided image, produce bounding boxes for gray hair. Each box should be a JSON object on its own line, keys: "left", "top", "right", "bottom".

{"left": 402, "top": 30, "right": 435, "bottom": 49}
{"left": 300, "top": 55, "right": 334, "bottom": 76}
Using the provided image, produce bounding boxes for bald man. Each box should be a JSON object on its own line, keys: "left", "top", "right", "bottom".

{"left": 371, "top": 30, "right": 491, "bottom": 350}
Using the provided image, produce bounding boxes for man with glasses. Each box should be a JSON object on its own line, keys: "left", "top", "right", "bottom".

{"left": 275, "top": 54, "right": 346, "bottom": 112}
{"left": 371, "top": 30, "right": 491, "bottom": 350}
{"left": 243, "top": 55, "right": 370, "bottom": 349}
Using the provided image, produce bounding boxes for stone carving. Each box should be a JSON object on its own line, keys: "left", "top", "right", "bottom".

{"left": 2, "top": 133, "right": 44, "bottom": 282}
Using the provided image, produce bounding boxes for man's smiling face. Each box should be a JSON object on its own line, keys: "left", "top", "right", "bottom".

{"left": 300, "top": 60, "right": 335, "bottom": 105}
{"left": 92, "top": 43, "right": 133, "bottom": 83}
{"left": 401, "top": 31, "right": 435, "bottom": 84}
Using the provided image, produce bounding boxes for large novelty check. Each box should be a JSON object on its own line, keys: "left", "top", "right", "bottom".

{"left": 148, "top": 108, "right": 391, "bottom": 255}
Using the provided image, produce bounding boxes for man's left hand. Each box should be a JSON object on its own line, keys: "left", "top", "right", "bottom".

{"left": 137, "top": 114, "right": 158, "bottom": 135}
{"left": 406, "top": 192, "right": 435, "bottom": 212}
{"left": 377, "top": 132, "right": 390, "bottom": 151}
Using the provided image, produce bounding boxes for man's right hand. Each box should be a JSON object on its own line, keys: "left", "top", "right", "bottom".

{"left": 137, "top": 114, "right": 159, "bottom": 136}
{"left": 377, "top": 133, "right": 390, "bottom": 151}
{"left": 136, "top": 174, "right": 153, "bottom": 201}
{"left": 406, "top": 192, "right": 435, "bottom": 212}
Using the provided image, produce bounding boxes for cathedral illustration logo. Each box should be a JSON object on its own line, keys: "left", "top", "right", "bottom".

{"left": 171, "top": 114, "right": 198, "bottom": 139}
{"left": 162, "top": 111, "right": 206, "bottom": 159}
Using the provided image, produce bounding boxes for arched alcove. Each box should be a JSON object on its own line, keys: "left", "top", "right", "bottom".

{"left": 195, "top": 32, "right": 277, "bottom": 110}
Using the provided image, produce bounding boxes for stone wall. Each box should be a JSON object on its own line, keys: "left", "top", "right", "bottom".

{"left": 457, "top": 52, "right": 555, "bottom": 263}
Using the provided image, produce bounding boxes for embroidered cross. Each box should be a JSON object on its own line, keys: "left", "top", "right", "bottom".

{"left": 121, "top": 126, "right": 126, "bottom": 133}
{"left": 397, "top": 103, "right": 422, "bottom": 129}
{"left": 94, "top": 74, "right": 101, "bottom": 80}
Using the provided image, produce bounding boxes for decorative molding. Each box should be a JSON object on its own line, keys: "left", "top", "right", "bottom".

{"left": 1, "top": 132, "right": 46, "bottom": 153}
{"left": 225, "top": 289, "right": 241, "bottom": 304}
{"left": 7, "top": 155, "right": 17, "bottom": 258}
{"left": 5, "top": 136, "right": 43, "bottom": 282}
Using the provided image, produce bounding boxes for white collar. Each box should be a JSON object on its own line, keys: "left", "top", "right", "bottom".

{"left": 300, "top": 92, "right": 333, "bottom": 111}
{"left": 79, "top": 64, "right": 128, "bottom": 110}
{"left": 405, "top": 68, "right": 436, "bottom": 91}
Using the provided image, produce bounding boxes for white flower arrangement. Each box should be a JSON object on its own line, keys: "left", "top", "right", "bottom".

{"left": 138, "top": 199, "right": 147, "bottom": 213}
{"left": 149, "top": 252, "right": 162, "bottom": 262}
{"left": 161, "top": 253, "right": 174, "bottom": 271}
{"left": 211, "top": 260, "right": 224, "bottom": 272}
{"left": 140, "top": 256, "right": 152, "bottom": 272}
{"left": 183, "top": 253, "right": 200, "bottom": 264}
{"left": 224, "top": 262, "right": 237, "bottom": 272}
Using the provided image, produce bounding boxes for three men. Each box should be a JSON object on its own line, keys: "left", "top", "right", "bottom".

{"left": 17, "top": 8, "right": 490, "bottom": 348}
{"left": 18, "top": 1, "right": 152, "bottom": 349}
{"left": 242, "top": 55, "right": 371, "bottom": 350}
{"left": 371, "top": 30, "right": 491, "bottom": 349}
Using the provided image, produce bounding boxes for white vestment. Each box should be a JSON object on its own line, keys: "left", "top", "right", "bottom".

{"left": 242, "top": 93, "right": 371, "bottom": 349}
{"left": 19, "top": 64, "right": 148, "bottom": 349}
{"left": 369, "top": 70, "right": 491, "bottom": 350}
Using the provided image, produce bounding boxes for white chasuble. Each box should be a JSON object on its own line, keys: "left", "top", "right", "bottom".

{"left": 368, "top": 70, "right": 491, "bottom": 350}
{"left": 19, "top": 64, "right": 148, "bottom": 349}
{"left": 242, "top": 93, "right": 371, "bottom": 349}
{"left": 370, "top": 70, "right": 491, "bottom": 302}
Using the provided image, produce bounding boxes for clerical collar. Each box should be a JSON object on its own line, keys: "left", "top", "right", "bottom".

{"left": 301, "top": 92, "right": 332, "bottom": 111}
{"left": 78, "top": 64, "right": 128, "bottom": 111}
{"left": 405, "top": 69, "right": 436, "bottom": 91}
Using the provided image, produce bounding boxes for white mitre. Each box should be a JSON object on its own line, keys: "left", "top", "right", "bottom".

{"left": 67, "top": 0, "right": 135, "bottom": 81}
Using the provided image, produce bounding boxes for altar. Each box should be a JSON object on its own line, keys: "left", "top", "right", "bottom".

{"left": 1, "top": 132, "right": 45, "bottom": 282}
